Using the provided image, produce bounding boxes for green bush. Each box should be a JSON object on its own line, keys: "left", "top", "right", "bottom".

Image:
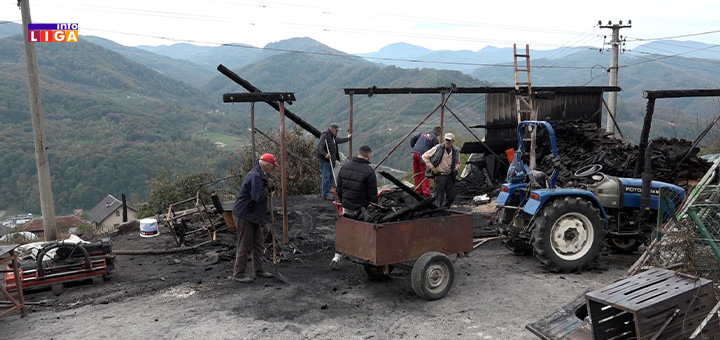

{"left": 228, "top": 127, "right": 320, "bottom": 195}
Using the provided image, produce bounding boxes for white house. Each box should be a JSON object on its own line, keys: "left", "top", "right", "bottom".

{"left": 88, "top": 194, "right": 138, "bottom": 233}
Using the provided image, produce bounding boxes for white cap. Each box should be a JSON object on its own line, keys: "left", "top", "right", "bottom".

{"left": 444, "top": 133, "right": 455, "bottom": 141}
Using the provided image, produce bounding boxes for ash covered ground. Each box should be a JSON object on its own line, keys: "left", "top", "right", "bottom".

{"left": 1, "top": 195, "right": 639, "bottom": 340}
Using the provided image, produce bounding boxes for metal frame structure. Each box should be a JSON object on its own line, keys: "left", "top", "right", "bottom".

{"left": 222, "top": 91, "right": 295, "bottom": 244}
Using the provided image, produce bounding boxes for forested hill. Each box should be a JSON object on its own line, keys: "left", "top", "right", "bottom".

{"left": 0, "top": 35, "right": 229, "bottom": 214}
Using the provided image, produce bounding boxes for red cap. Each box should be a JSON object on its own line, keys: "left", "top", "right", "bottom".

{"left": 260, "top": 153, "right": 279, "bottom": 166}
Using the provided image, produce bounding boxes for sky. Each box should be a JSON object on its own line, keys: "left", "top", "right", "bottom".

{"left": 1, "top": 0, "right": 719, "bottom": 54}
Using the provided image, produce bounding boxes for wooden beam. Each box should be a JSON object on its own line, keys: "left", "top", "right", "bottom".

{"left": 222, "top": 92, "right": 295, "bottom": 103}
{"left": 644, "top": 89, "right": 720, "bottom": 99}
{"left": 217, "top": 64, "right": 321, "bottom": 138}
{"left": 343, "top": 86, "right": 621, "bottom": 96}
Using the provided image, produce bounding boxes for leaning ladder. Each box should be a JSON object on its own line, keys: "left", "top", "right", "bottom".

{"left": 513, "top": 44, "right": 537, "bottom": 169}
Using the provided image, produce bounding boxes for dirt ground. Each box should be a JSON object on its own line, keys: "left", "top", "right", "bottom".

{"left": 0, "top": 195, "right": 639, "bottom": 340}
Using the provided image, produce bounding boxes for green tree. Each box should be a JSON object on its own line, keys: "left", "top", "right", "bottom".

{"left": 228, "top": 126, "right": 319, "bottom": 195}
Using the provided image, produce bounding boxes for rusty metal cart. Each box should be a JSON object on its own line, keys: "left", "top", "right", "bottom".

{"left": 334, "top": 211, "right": 474, "bottom": 300}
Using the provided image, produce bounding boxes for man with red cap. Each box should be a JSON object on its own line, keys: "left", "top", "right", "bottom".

{"left": 231, "top": 153, "right": 279, "bottom": 283}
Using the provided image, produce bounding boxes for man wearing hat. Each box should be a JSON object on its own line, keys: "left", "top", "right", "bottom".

{"left": 231, "top": 153, "right": 279, "bottom": 283}
{"left": 421, "top": 133, "right": 461, "bottom": 208}
{"left": 316, "top": 123, "right": 351, "bottom": 200}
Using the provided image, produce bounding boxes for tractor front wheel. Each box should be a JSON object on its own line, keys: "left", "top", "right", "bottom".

{"left": 531, "top": 197, "right": 605, "bottom": 273}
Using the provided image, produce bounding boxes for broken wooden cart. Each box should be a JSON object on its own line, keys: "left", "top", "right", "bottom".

{"left": 334, "top": 211, "right": 474, "bottom": 300}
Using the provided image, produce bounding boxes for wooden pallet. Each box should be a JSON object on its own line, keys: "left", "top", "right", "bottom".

{"left": 585, "top": 267, "right": 720, "bottom": 340}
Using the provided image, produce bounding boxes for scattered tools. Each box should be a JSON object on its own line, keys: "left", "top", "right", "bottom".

{"left": 269, "top": 192, "right": 290, "bottom": 284}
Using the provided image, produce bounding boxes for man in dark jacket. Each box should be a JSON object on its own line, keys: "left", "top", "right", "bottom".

{"left": 330, "top": 145, "right": 377, "bottom": 270}
{"left": 410, "top": 126, "right": 441, "bottom": 196}
{"left": 336, "top": 145, "right": 378, "bottom": 218}
{"left": 231, "top": 153, "right": 278, "bottom": 283}
{"left": 316, "top": 123, "right": 351, "bottom": 200}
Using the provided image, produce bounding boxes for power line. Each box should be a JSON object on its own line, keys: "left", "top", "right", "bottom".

{"left": 622, "top": 43, "right": 720, "bottom": 68}
{"left": 627, "top": 29, "right": 720, "bottom": 42}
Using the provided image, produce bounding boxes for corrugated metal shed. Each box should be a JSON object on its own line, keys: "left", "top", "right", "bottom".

{"left": 486, "top": 91, "right": 604, "bottom": 149}
{"left": 473, "top": 86, "right": 618, "bottom": 153}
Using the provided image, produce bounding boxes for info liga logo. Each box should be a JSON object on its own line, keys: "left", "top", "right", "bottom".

{"left": 28, "top": 23, "right": 78, "bottom": 42}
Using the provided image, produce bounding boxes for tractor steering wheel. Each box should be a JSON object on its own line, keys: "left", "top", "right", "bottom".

{"left": 573, "top": 164, "right": 603, "bottom": 178}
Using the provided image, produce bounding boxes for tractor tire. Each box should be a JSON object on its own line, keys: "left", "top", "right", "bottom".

{"left": 531, "top": 197, "right": 605, "bottom": 273}
{"left": 411, "top": 252, "right": 454, "bottom": 300}
{"left": 607, "top": 236, "right": 642, "bottom": 254}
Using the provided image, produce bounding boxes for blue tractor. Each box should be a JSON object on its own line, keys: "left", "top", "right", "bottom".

{"left": 496, "top": 121, "right": 686, "bottom": 272}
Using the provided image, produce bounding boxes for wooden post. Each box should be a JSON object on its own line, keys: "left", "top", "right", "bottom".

{"left": 251, "top": 102, "right": 256, "bottom": 161}
{"left": 440, "top": 93, "right": 445, "bottom": 133}
{"left": 19, "top": 0, "right": 57, "bottom": 241}
{"left": 349, "top": 94, "right": 354, "bottom": 159}
{"left": 279, "top": 102, "right": 289, "bottom": 245}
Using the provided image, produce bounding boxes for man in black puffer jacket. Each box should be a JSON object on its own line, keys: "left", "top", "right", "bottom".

{"left": 336, "top": 145, "right": 378, "bottom": 218}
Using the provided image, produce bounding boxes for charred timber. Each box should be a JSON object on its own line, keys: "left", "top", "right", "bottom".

{"left": 644, "top": 89, "right": 720, "bottom": 99}
{"left": 223, "top": 92, "right": 296, "bottom": 103}
{"left": 217, "top": 64, "right": 321, "bottom": 138}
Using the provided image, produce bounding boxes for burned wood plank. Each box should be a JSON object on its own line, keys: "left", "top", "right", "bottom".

{"left": 217, "top": 64, "right": 321, "bottom": 138}
{"left": 644, "top": 89, "right": 720, "bottom": 99}
{"left": 222, "top": 92, "right": 295, "bottom": 103}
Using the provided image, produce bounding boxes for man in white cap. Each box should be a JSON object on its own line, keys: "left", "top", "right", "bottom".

{"left": 231, "top": 153, "right": 279, "bottom": 283}
{"left": 421, "top": 133, "right": 461, "bottom": 208}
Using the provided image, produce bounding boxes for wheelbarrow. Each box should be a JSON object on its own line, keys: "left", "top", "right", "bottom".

{"left": 334, "top": 211, "right": 474, "bottom": 300}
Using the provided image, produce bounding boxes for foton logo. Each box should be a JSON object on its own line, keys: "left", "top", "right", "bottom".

{"left": 27, "top": 23, "right": 78, "bottom": 42}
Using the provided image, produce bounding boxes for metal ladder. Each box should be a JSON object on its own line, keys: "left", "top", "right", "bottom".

{"left": 513, "top": 44, "right": 538, "bottom": 169}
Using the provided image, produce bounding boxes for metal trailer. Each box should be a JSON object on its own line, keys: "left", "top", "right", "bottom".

{"left": 334, "top": 211, "right": 474, "bottom": 300}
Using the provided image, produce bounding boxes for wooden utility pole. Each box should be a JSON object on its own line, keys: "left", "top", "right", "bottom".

{"left": 19, "top": 0, "right": 58, "bottom": 240}
{"left": 600, "top": 20, "right": 631, "bottom": 136}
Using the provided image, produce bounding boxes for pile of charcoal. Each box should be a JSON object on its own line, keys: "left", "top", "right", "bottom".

{"left": 541, "top": 122, "right": 711, "bottom": 188}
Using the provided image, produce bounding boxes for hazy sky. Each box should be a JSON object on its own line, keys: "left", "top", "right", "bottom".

{"left": 2, "top": 0, "right": 719, "bottom": 54}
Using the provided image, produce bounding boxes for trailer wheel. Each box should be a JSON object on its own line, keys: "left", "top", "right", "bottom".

{"left": 531, "top": 197, "right": 605, "bottom": 273}
{"left": 411, "top": 252, "right": 454, "bottom": 300}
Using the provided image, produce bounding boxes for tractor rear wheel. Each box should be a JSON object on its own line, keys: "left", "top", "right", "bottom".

{"left": 531, "top": 197, "right": 605, "bottom": 272}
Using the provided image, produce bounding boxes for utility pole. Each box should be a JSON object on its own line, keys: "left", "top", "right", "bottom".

{"left": 599, "top": 20, "right": 631, "bottom": 136}
{"left": 19, "top": 0, "right": 58, "bottom": 241}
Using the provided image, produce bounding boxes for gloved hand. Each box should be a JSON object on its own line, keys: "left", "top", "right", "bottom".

{"left": 431, "top": 167, "right": 439, "bottom": 175}
{"left": 267, "top": 179, "right": 276, "bottom": 192}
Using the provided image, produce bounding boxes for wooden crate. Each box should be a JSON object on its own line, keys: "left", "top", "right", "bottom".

{"left": 585, "top": 267, "right": 720, "bottom": 340}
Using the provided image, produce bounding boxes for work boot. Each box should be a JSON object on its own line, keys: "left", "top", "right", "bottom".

{"left": 255, "top": 271, "right": 274, "bottom": 278}
{"left": 329, "top": 253, "right": 342, "bottom": 270}
{"left": 231, "top": 275, "right": 254, "bottom": 283}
